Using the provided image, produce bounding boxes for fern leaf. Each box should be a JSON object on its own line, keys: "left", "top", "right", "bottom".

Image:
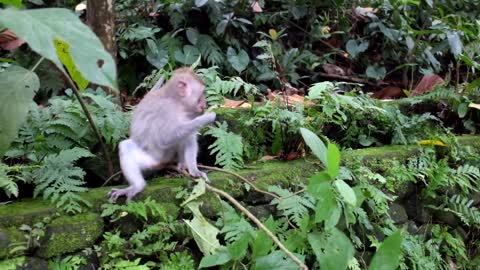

{"left": 205, "top": 122, "right": 244, "bottom": 170}
{"left": 269, "top": 186, "right": 315, "bottom": 226}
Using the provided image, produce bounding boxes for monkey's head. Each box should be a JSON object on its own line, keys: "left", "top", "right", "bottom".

{"left": 170, "top": 68, "right": 208, "bottom": 114}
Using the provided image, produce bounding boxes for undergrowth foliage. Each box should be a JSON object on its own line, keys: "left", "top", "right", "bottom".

{"left": 205, "top": 121, "right": 244, "bottom": 170}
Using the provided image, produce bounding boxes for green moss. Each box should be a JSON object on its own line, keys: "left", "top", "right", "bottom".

{"left": 0, "top": 198, "right": 57, "bottom": 228}
{"left": 0, "top": 227, "right": 25, "bottom": 259}
{"left": 36, "top": 213, "right": 103, "bottom": 258}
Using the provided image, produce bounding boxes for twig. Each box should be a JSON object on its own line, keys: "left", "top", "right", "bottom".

{"left": 204, "top": 182, "right": 308, "bottom": 270}
{"left": 317, "top": 72, "right": 375, "bottom": 86}
{"left": 63, "top": 74, "right": 115, "bottom": 177}
{"left": 101, "top": 170, "right": 122, "bottom": 187}
{"left": 198, "top": 165, "right": 280, "bottom": 199}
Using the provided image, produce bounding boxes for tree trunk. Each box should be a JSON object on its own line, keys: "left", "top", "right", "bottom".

{"left": 86, "top": 0, "right": 117, "bottom": 60}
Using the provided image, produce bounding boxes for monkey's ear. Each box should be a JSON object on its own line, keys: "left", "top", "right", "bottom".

{"left": 177, "top": 80, "right": 188, "bottom": 96}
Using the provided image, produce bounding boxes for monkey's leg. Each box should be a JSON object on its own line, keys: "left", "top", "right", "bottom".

{"left": 179, "top": 135, "right": 211, "bottom": 183}
{"left": 108, "top": 139, "right": 159, "bottom": 202}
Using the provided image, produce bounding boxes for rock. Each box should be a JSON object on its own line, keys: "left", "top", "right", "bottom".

{"left": 35, "top": 213, "right": 104, "bottom": 258}
{"left": 388, "top": 203, "right": 408, "bottom": 224}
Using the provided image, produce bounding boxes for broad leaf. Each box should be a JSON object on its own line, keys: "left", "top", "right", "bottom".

{"left": 254, "top": 251, "right": 303, "bottom": 270}
{"left": 184, "top": 202, "right": 221, "bottom": 255}
{"left": 368, "top": 230, "right": 403, "bottom": 270}
{"left": 199, "top": 248, "right": 231, "bottom": 268}
{"left": 334, "top": 180, "right": 357, "bottom": 207}
{"left": 195, "top": 0, "right": 208, "bottom": 7}
{"left": 174, "top": 45, "right": 201, "bottom": 65}
{"left": 54, "top": 39, "right": 88, "bottom": 91}
{"left": 458, "top": 102, "right": 469, "bottom": 118}
{"left": 0, "top": 65, "right": 39, "bottom": 156}
{"left": 0, "top": 0, "right": 22, "bottom": 7}
{"left": 227, "top": 47, "right": 249, "bottom": 73}
{"left": 447, "top": 31, "right": 462, "bottom": 57}
{"left": 326, "top": 143, "right": 340, "bottom": 178}
{"left": 145, "top": 39, "right": 168, "bottom": 69}
{"left": 186, "top": 28, "right": 199, "bottom": 45}
{"left": 366, "top": 65, "right": 386, "bottom": 80}
{"left": 308, "top": 228, "right": 354, "bottom": 270}
{"left": 252, "top": 216, "right": 276, "bottom": 258}
{"left": 307, "top": 172, "right": 332, "bottom": 199}
{"left": 300, "top": 128, "right": 327, "bottom": 167}
{"left": 0, "top": 8, "right": 117, "bottom": 90}
{"left": 228, "top": 235, "right": 250, "bottom": 260}
{"left": 346, "top": 39, "right": 369, "bottom": 58}
{"left": 313, "top": 185, "right": 336, "bottom": 223}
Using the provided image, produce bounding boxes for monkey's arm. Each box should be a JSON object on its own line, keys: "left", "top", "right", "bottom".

{"left": 161, "top": 112, "right": 216, "bottom": 146}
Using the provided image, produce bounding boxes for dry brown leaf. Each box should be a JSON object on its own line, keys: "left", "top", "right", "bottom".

{"left": 260, "top": 155, "right": 277, "bottom": 161}
{"left": 322, "top": 63, "right": 346, "bottom": 76}
{"left": 0, "top": 29, "right": 25, "bottom": 51}
{"left": 411, "top": 74, "right": 445, "bottom": 96}
{"left": 223, "top": 98, "right": 246, "bottom": 108}
{"left": 372, "top": 86, "right": 404, "bottom": 99}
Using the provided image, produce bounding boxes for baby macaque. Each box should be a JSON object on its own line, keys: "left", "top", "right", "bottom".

{"left": 108, "top": 67, "right": 216, "bottom": 202}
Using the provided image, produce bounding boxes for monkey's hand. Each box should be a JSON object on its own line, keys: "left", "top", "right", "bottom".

{"left": 108, "top": 186, "right": 144, "bottom": 202}
{"left": 199, "top": 112, "right": 216, "bottom": 125}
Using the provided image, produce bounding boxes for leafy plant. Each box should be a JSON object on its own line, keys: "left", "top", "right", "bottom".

{"left": 48, "top": 255, "right": 87, "bottom": 270}
{"left": 204, "top": 121, "right": 244, "bottom": 170}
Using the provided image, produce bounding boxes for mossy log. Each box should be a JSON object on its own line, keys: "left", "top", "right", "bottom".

{"left": 0, "top": 135, "right": 479, "bottom": 261}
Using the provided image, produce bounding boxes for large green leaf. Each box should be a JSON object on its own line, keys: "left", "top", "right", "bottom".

{"left": 227, "top": 47, "right": 250, "bottom": 73}
{"left": 174, "top": 45, "right": 201, "bottom": 65}
{"left": 326, "top": 143, "right": 340, "bottom": 178}
{"left": 252, "top": 216, "right": 276, "bottom": 258}
{"left": 184, "top": 202, "right": 221, "bottom": 255}
{"left": 254, "top": 251, "right": 303, "bottom": 270}
{"left": 300, "top": 128, "right": 327, "bottom": 167}
{"left": 0, "top": 65, "right": 39, "bottom": 156}
{"left": 368, "top": 230, "right": 403, "bottom": 270}
{"left": 199, "top": 248, "right": 231, "bottom": 268}
{"left": 308, "top": 228, "right": 354, "bottom": 270}
{"left": 0, "top": 8, "right": 117, "bottom": 90}
{"left": 334, "top": 179, "right": 357, "bottom": 207}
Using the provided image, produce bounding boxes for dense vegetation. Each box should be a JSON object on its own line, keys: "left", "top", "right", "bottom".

{"left": 0, "top": 0, "right": 479, "bottom": 269}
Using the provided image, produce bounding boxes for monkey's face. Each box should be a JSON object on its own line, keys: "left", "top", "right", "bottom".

{"left": 183, "top": 80, "right": 207, "bottom": 114}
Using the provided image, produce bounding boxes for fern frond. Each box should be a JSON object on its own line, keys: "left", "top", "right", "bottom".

{"left": 205, "top": 122, "right": 244, "bottom": 170}
{"left": 0, "top": 163, "right": 19, "bottom": 198}
{"left": 33, "top": 147, "right": 94, "bottom": 214}
{"left": 197, "top": 34, "right": 224, "bottom": 65}
{"left": 443, "top": 195, "right": 480, "bottom": 227}
{"left": 269, "top": 186, "right": 315, "bottom": 226}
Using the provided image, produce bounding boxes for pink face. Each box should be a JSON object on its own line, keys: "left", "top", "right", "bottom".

{"left": 196, "top": 95, "right": 207, "bottom": 113}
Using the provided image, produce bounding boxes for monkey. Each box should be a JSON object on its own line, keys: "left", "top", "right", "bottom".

{"left": 108, "top": 67, "right": 216, "bottom": 202}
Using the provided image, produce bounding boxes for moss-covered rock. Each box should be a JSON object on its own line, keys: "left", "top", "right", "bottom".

{"left": 0, "top": 256, "right": 49, "bottom": 270}
{"left": 35, "top": 213, "right": 104, "bottom": 258}
{"left": 0, "top": 227, "right": 25, "bottom": 258}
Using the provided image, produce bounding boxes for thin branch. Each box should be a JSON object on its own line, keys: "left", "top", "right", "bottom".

{"left": 30, "top": 56, "right": 45, "bottom": 73}
{"left": 198, "top": 165, "right": 281, "bottom": 199}
{"left": 204, "top": 182, "right": 308, "bottom": 270}
{"left": 63, "top": 74, "right": 115, "bottom": 177}
{"left": 101, "top": 170, "right": 122, "bottom": 187}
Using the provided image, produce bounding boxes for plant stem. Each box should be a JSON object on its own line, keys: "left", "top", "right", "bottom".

{"left": 198, "top": 165, "right": 281, "bottom": 199}
{"left": 63, "top": 74, "right": 115, "bottom": 178}
{"left": 204, "top": 182, "right": 308, "bottom": 270}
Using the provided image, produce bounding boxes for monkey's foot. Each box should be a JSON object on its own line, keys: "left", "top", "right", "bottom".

{"left": 189, "top": 169, "right": 211, "bottom": 183}
{"left": 108, "top": 186, "right": 143, "bottom": 202}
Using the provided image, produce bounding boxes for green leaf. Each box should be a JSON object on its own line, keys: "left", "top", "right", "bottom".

{"left": 174, "top": 45, "right": 201, "bottom": 65}
{"left": 324, "top": 203, "right": 341, "bottom": 229}
{"left": 195, "top": 0, "right": 208, "bottom": 7}
{"left": 308, "top": 228, "right": 354, "bottom": 270}
{"left": 465, "top": 78, "right": 480, "bottom": 94}
{"left": 313, "top": 184, "right": 336, "bottom": 223}
{"left": 145, "top": 39, "right": 168, "bottom": 69}
{"left": 0, "top": 8, "right": 117, "bottom": 90}
{"left": 184, "top": 202, "right": 221, "bottom": 255}
{"left": 227, "top": 236, "right": 250, "bottom": 260}
{"left": 227, "top": 47, "right": 250, "bottom": 73}
{"left": 307, "top": 172, "right": 332, "bottom": 199}
{"left": 334, "top": 180, "right": 357, "bottom": 207}
{"left": 199, "top": 248, "right": 231, "bottom": 268}
{"left": 300, "top": 128, "right": 327, "bottom": 167}
{"left": 216, "top": 20, "right": 228, "bottom": 35}
{"left": 447, "top": 31, "right": 462, "bottom": 57}
{"left": 327, "top": 143, "right": 340, "bottom": 178}
{"left": 0, "top": 0, "right": 22, "bottom": 7}
{"left": 252, "top": 216, "right": 276, "bottom": 258}
{"left": 0, "top": 65, "right": 39, "bottom": 156}
{"left": 306, "top": 81, "right": 335, "bottom": 100}
{"left": 366, "top": 65, "right": 386, "bottom": 80}
{"left": 54, "top": 39, "right": 89, "bottom": 91}
{"left": 368, "top": 230, "right": 403, "bottom": 270}
{"left": 186, "top": 28, "right": 199, "bottom": 45}
{"left": 254, "top": 251, "right": 303, "bottom": 270}
{"left": 346, "top": 39, "right": 369, "bottom": 58}
{"left": 458, "top": 102, "right": 469, "bottom": 118}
